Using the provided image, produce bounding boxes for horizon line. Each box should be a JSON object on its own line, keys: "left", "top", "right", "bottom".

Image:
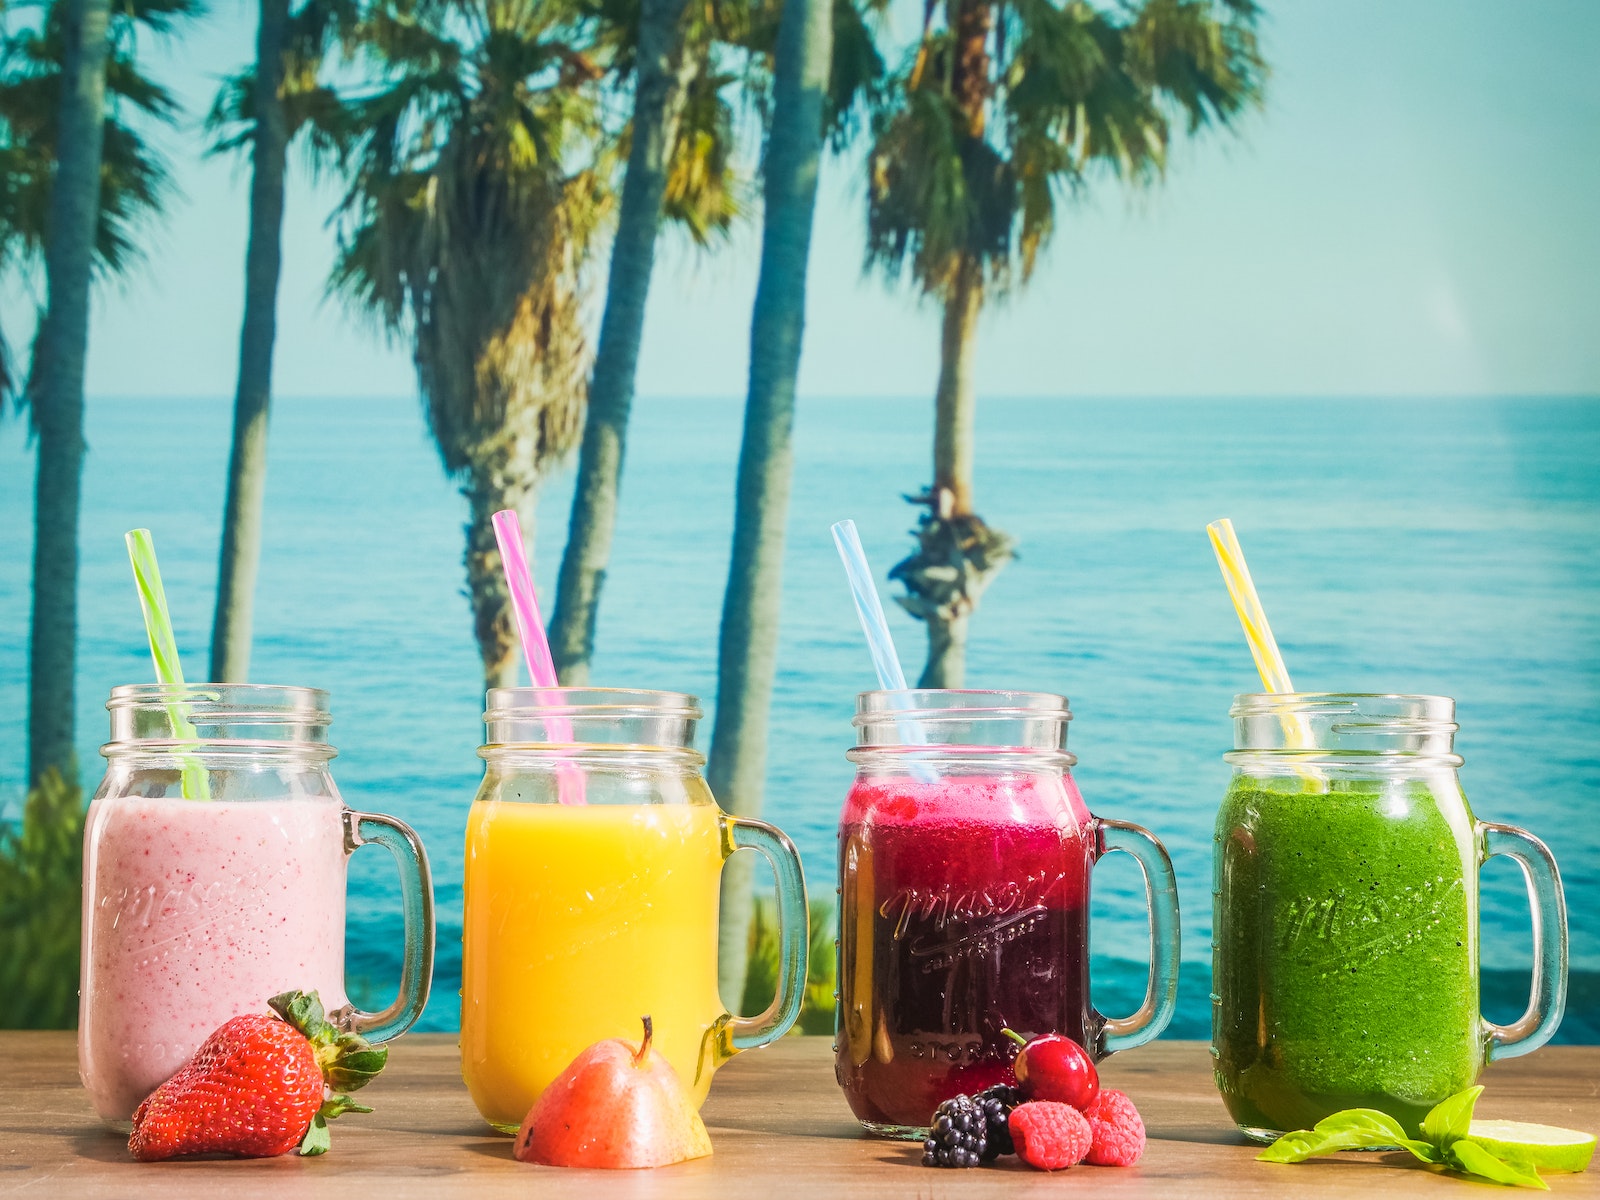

{"left": 73, "top": 391, "right": 1600, "bottom": 405}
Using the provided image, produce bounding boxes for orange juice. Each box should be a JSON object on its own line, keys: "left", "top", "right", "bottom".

{"left": 461, "top": 800, "right": 726, "bottom": 1130}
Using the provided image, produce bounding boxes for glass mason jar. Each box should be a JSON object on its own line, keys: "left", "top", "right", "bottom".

{"left": 1213, "top": 693, "right": 1568, "bottom": 1141}
{"left": 79, "top": 684, "right": 435, "bottom": 1124}
{"left": 461, "top": 688, "right": 809, "bottom": 1133}
{"left": 835, "top": 690, "right": 1182, "bottom": 1136}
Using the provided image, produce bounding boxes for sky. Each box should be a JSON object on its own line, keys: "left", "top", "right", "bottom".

{"left": 5, "top": 0, "right": 1599, "bottom": 400}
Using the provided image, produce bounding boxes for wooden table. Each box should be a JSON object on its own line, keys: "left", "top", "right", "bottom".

{"left": 4, "top": 1034, "right": 1597, "bottom": 1197}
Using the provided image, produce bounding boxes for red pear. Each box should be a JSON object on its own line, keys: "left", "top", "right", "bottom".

{"left": 513, "top": 1016, "right": 712, "bottom": 1169}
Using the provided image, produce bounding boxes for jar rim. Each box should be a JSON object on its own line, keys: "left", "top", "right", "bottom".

{"left": 1229, "top": 692, "right": 1460, "bottom": 762}
{"left": 107, "top": 682, "right": 332, "bottom": 724}
{"left": 854, "top": 689, "right": 1071, "bottom": 725}
{"left": 848, "top": 746, "right": 1079, "bottom": 769}
{"left": 1230, "top": 692, "right": 1453, "bottom": 714}
{"left": 478, "top": 745, "right": 706, "bottom": 768}
{"left": 484, "top": 686, "right": 701, "bottom": 721}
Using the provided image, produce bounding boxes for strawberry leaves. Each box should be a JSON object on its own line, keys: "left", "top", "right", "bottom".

{"left": 1259, "top": 1087, "right": 1549, "bottom": 1189}
{"left": 299, "top": 1096, "right": 376, "bottom": 1157}
{"left": 268, "top": 989, "right": 388, "bottom": 1156}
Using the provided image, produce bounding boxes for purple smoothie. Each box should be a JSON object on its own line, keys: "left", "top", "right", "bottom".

{"left": 835, "top": 774, "right": 1094, "bottom": 1129}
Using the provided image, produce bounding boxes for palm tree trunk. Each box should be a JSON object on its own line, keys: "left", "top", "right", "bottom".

{"left": 932, "top": 263, "right": 981, "bottom": 517}
{"left": 548, "top": 0, "right": 694, "bottom": 685}
{"left": 464, "top": 457, "right": 538, "bottom": 695}
{"left": 918, "top": 610, "right": 968, "bottom": 688}
{"left": 210, "top": 0, "right": 289, "bottom": 683}
{"left": 919, "top": 263, "right": 983, "bottom": 687}
{"left": 26, "top": 0, "right": 111, "bottom": 787}
{"left": 706, "top": 0, "right": 833, "bottom": 1007}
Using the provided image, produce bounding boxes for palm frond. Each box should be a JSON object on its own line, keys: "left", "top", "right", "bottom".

{"left": 662, "top": 62, "right": 739, "bottom": 243}
{"left": 823, "top": 0, "right": 885, "bottom": 149}
{"left": 865, "top": 0, "right": 1264, "bottom": 296}
{"left": 866, "top": 49, "right": 1011, "bottom": 296}
{"left": 329, "top": 0, "right": 613, "bottom": 484}
{"left": 0, "top": 0, "right": 189, "bottom": 279}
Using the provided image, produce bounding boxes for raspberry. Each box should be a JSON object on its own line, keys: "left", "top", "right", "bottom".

{"left": 973, "top": 1084, "right": 1022, "bottom": 1159}
{"left": 922, "top": 1095, "right": 987, "bottom": 1168}
{"left": 1008, "top": 1101, "right": 1092, "bottom": 1170}
{"left": 1083, "top": 1088, "right": 1146, "bottom": 1166}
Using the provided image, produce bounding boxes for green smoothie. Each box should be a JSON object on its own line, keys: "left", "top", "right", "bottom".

{"left": 1212, "top": 774, "right": 1482, "bottom": 1137}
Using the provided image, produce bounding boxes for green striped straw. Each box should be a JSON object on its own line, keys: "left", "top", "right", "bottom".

{"left": 125, "top": 529, "right": 211, "bottom": 800}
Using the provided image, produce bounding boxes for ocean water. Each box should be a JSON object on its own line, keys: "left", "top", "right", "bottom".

{"left": 1, "top": 396, "right": 1596, "bottom": 1039}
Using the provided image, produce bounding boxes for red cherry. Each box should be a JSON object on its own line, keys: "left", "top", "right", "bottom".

{"left": 1004, "top": 1029, "right": 1100, "bottom": 1110}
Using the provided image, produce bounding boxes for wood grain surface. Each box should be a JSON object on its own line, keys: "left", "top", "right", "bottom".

{"left": 3, "top": 1034, "right": 1597, "bottom": 1198}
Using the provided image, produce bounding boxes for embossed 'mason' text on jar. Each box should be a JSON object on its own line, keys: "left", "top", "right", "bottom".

{"left": 1211, "top": 693, "right": 1568, "bottom": 1142}
{"left": 835, "top": 689, "right": 1182, "bottom": 1138}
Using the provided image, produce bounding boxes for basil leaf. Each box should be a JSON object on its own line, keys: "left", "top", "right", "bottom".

{"left": 1398, "top": 1136, "right": 1446, "bottom": 1164}
{"left": 1258, "top": 1111, "right": 1410, "bottom": 1162}
{"left": 1447, "top": 1140, "right": 1549, "bottom": 1190}
{"left": 1422, "top": 1085, "right": 1484, "bottom": 1146}
{"left": 1335, "top": 1109, "right": 1415, "bottom": 1146}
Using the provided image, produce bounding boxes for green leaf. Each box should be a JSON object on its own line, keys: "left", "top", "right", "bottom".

{"left": 1423, "top": 1085, "right": 1485, "bottom": 1148}
{"left": 268, "top": 989, "right": 329, "bottom": 1038}
{"left": 317, "top": 1093, "right": 374, "bottom": 1121}
{"left": 1259, "top": 1108, "right": 1441, "bottom": 1165}
{"left": 298, "top": 1114, "right": 331, "bottom": 1157}
{"left": 1402, "top": 1137, "right": 1447, "bottom": 1165}
{"left": 1447, "top": 1140, "right": 1550, "bottom": 1190}
{"left": 1258, "top": 1110, "right": 1414, "bottom": 1162}
{"left": 322, "top": 1040, "right": 388, "bottom": 1092}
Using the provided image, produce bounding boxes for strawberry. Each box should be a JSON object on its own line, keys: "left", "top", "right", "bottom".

{"left": 128, "top": 990, "right": 387, "bottom": 1161}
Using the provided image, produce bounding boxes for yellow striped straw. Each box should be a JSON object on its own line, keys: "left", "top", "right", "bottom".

{"left": 1206, "top": 518, "right": 1295, "bottom": 694}
{"left": 1207, "top": 519, "right": 1320, "bottom": 764}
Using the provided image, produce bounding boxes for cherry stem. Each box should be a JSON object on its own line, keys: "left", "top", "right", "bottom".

{"left": 633, "top": 1015, "right": 654, "bottom": 1068}
{"left": 1001, "top": 1028, "right": 1028, "bottom": 1048}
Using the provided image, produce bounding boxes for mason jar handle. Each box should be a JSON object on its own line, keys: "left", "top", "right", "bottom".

{"left": 341, "top": 810, "right": 436, "bottom": 1043}
{"left": 719, "top": 816, "right": 808, "bottom": 1054}
{"left": 1091, "top": 818, "right": 1181, "bottom": 1056}
{"left": 1481, "top": 822, "right": 1568, "bottom": 1061}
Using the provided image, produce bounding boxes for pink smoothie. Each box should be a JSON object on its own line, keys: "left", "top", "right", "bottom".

{"left": 78, "top": 795, "right": 350, "bottom": 1121}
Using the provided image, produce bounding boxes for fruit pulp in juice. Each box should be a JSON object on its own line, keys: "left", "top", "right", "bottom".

{"left": 835, "top": 774, "right": 1094, "bottom": 1130}
{"left": 78, "top": 795, "right": 349, "bottom": 1122}
{"left": 461, "top": 801, "right": 725, "bottom": 1130}
{"left": 1212, "top": 776, "right": 1479, "bottom": 1137}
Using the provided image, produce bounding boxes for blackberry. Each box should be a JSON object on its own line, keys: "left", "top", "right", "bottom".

{"left": 921, "top": 1095, "right": 987, "bottom": 1168}
{"left": 974, "top": 1084, "right": 1023, "bottom": 1159}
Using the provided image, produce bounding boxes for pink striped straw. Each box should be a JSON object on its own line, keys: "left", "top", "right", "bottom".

{"left": 491, "top": 509, "right": 585, "bottom": 805}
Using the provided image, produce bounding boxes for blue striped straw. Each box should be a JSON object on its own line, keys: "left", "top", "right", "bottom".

{"left": 830, "top": 520, "right": 935, "bottom": 781}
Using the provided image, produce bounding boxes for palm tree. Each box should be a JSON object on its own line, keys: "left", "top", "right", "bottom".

{"left": 704, "top": 0, "right": 885, "bottom": 1001}
{"left": 546, "top": 0, "right": 692, "bottom": 685}
{"left": 868, "top": 0, "right": 1266, "bottom": 686}
{"left": 206, "top": 0, "right": 354, "bottom": 682}
{"left": 546, "top": 0, "right": 739, "bottom": 684}
{"left": 328, "top": 0, "right": 611, "bottom": 692}
{"left": 5, "top": 0, "right": 196, "bottom": 785}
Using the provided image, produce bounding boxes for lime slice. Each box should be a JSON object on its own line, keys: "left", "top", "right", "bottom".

{"left": 1467, "top": 1119, "right": 1596, "bottom": 1174}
